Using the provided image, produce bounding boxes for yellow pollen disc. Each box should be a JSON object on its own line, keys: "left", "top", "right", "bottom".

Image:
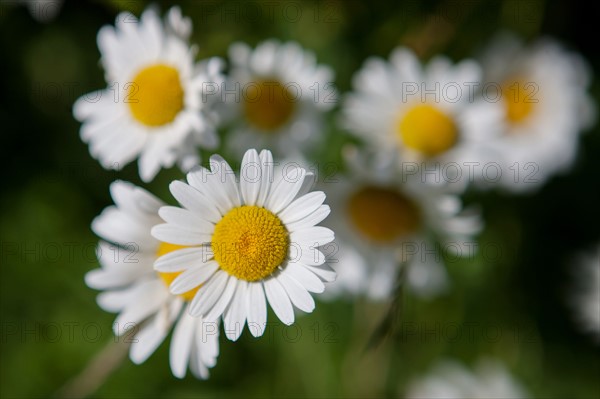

{"left": 502, "top": 79, "right": 536, "bottom": 124}
{"left": 243, "top": 79, "right": 296, "bottom": 131}
{"left": 128, "top": 64, "right": 184, "bottom": 127}
{"left": 398, "top": 104, "right": 459, "bottom": 157}
{"left": 212, "top": 206, "right": 289, "bottom": 282}
{"left": 347, "top": 186, "right": 421, "bottom": 243}
{"left": 156, "top": 242, "right": 199, "bottom": 301}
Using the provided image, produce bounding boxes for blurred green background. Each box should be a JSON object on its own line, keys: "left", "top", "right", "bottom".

{"left": 1, "top": 0, "right": 599, "bottom": 398}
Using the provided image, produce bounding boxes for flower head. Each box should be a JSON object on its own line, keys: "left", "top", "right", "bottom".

{"left": 152, "top": 149, "right": 336, "bottom": 341}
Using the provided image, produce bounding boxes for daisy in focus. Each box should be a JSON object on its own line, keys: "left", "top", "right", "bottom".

{"left": 342, "top": 46, "right": 502, "bottom": 191}
{"left": 151, "top": 149, "right": 336, "bottom": 341}
{"left": 405, "top": 358, "right": 529, "bottom": 399}
{"left": 223, "top": 40, "right": 337, "bottom": 157}
{"left": 478, "top": 34, "right": 596, "bottom": 192}
{"left": 324, "top": 147, "right": 482, "bottom": 301}
{"left": 73, "top": 7, "right": 224, "bottom": 182}
{"left": 568, "top": 244, "right": 600, "bottom": 343}
{"left": 85, "top": 181, "right": 219, "bottom": 379}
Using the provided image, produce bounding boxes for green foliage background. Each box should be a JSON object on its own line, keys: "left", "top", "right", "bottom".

{"left": 1, "top": 0, "right": 599, "bottom": 397}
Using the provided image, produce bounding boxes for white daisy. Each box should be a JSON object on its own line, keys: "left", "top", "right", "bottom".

{"left": 568, "top": 244, "right": 600, "bottom": 343}
{"left": 342, "top": 46, "right": 502, "bottom": 191}
{"left": 73, "top": 7, "right": 224, "bottom": 182}
{"left": 324, "top": 146, "right": 482, "bottom": 301}
{"left": 85, "top": 181, "right": 219, "bottom": 379}
{"left": 224, "top": 40, "right": 337, "bottom": 157}
{"left": 151, "top": 149, "right": 336, "bottom": 341}
{"left": 478, "top": 33, "right": 596, "bottom": 192}
{"left": 405, "top": 358, "right": 529, "bottom": 399}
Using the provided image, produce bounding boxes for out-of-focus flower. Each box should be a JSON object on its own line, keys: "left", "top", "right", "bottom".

{"left": 323, "top": 146, "right": 482, "bottom": 301}
{"left": 223, "top": 40, "right": 337, "bottom": 158}
{"left": 405, "top": 358, "right": 529, "bottom": 398}
{"left": 151, "top": 149, "right": 336, "bottom": 341}
{"left": 85, "top": 181, "right": 219, "bottom": 379}
{"left": 21, "top": 0, "right": 63, "bottom": 23}
{"left": 478, "top": 34, "right": 596, "bottom": 192}
{"left": 73, "top": 7, "right": 224, "bottom": 182}
{"left": 568, "top": 244, "right": 600, "bottom": 343}
{"left": 342, "top": 46, "right": 502, "bottom": 191}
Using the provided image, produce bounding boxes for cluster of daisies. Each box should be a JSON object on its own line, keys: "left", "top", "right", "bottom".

{"left": 73, "top": 6, "right": 598, "bottom": 382}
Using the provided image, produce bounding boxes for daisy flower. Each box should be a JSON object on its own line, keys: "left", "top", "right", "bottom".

{"left": 224, "top": 40, "right": 337, "bottom": 157}
{"left": 405, "top": 358, "right": 529, "bottom": 398}
{"left": 324, "top": 147, "right": 481, "bottom": 301}
{"left": 73, "top": 7, "right": 224, "bottom": 182}
{"left": 85, "top": 181, "right": 219, "bottom": 379}
{"left": 568, "top": 244, "right": 600, "bottom": 343}
{"left": 151, "top": 149, "right": 336, "bottom": 341}
{"left": 478, "top": 34, "right": 596, "bottom": 192}
{"left": 342, "top": 46, "right": 502, "bottom": 191}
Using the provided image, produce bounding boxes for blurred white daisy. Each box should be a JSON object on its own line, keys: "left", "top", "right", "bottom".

{"left": 22, "top": 0, "right": 63, "bottom": 22}
{"left": 342, "top": 46, "right": 502, "bottom": 190}
{"left": 478, "top": 34, "right": 596, "bottom": 192}
{"left": 224, "top": 40, "right": 336, "bottom": 157}
{"left": 73, "top": 7, "right": 224, "bottom": 182}
{"left": 85, "top": 181, "right": 219, "bottom": 379}
{"left": 151, "top": 149, "right": 336, "bottom": 341}
{"left": 324, "top": 147, "right": 482, "bottom": 301}
{"left": 405, "top": 358, "right": 529, "bottom": 399}
{"left": 568, "top": 244, "right": 600, "bottom": 343}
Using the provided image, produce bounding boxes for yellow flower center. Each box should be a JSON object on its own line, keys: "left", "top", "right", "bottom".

{"left": 243, "top": 79, "right": 296, "bottom": 131}
{"left": 128, "top": 64, "right": 184, "bottom": 127}
{"left": 502, "top": 79, "right": 536, "bottom": 124}
{"left": 155, "top": 242, "right": 199, "bottom": 301}
{"left": 398, "top": 104, "right": 458, "bottom": 157}
{"left": 347, "top": 186, "right": 421, "bottom": 243}
{"left": 212, "top": 206, "right": 289, "bottom": 281}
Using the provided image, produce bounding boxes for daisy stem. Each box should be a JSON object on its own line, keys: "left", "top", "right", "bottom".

{"left": 364, "top": 262, "right": 407, "bottom": 351}
{"left": 54, "top": 337, "right": 131, "bottom": 399}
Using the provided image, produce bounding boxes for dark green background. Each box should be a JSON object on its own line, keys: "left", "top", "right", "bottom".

{"left": 1, "top": 0, "right": 599, "bottom": 397}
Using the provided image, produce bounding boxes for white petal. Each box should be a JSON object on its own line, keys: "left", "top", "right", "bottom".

{"left": 263, "top": 278, "right": 294, "bottom": 325}
{"left": 130, "top": 299, "right": 182, "bottom": 364}
{"left": 306, "top": 264, "right": 337, "bottom": 283}
{"left": 282, "top": 262, "right": 325, "bottom": 293}
{"left": 240, "top": 149, "right": 261, "bottom": 205}
{"left": 286, "top": 205, "right": 331, "bottom": 232}
{"left": 170, "top": 261, "right": 219, "bottom": 295}
{"left": 158, "top": 206, "right": 215, "bottom": 235}
{"left": 256, "top": 150, "right": 274, "bottom": 207}
{"left": 290, "top": 226, "right": 335, "bottom": 248}
{"left": 246, "top": 283, "right": 267, "bottom": 337}
{"left": 266, "top": 168, "right": 307, "bottom": 213}
{"left": 169, "top": 180, "right": 221, "bottom": 224}
{"left": 151, "top": 224, "right": 212, "bottom": 246}
{"left": 154, "top": 247, "right": 211, "bottom": 273}
{"left": 187, "top": 166, "right": 235, "bottom": 215}
{"left": 96, "top": 286, "right": 139, "bottom": 312}
{"left": 223, "top": 281, "right": 249, "bottom": 341}
{"left": 189, "top": 345, "right": 210, "bottom": 380}
{"left": 189, "top": 271, "right": 229, "bottom": 317}
{"left": 92, "top": 208, "right": 157, "bottom": 252}
{"left": 210, "top": 155, "right": 241, "bottom": 207}
{"left": 195, "top": 318, "right": 220, "bottom": 367}
{"left": 85, "top": 263, "right": 151, "bottom": 290}
{"left": 170, "top": 310, "right": 196, "bottom": 379}
{"left": 113, "top": 280, "right": 169, "bottom": 336}
{"left": 278, "top": 191, "right": 326, "bottom": 225}
{"left": 204, "top": 274, "right": 238, "bottom": 322}
{"left": 291, "top": 244, "right": 326, "bottom": 266}
{"left": 277, "top": 273, "right": 315, "bottom": 313}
